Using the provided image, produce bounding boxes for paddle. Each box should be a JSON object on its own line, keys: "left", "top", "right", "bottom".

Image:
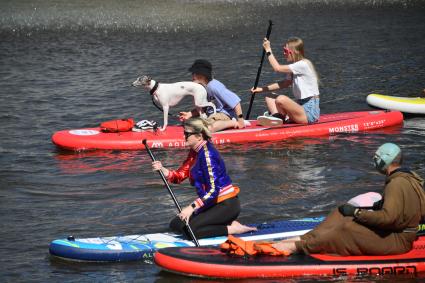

{"left": 142, "top": 139, "right": 200, "bottom": 247}
{"left": 245, "top": 20, "right": 273, "bottom": 120}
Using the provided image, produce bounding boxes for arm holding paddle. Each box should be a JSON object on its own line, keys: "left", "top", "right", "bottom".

{"left": 251, "top": 80, "right": 291, "bottom": 94}
{"left": 250, "top": 39, "right": 292, "bottom": 95}
{"left": 152, "top": 159, "right": 196, "bottom": 223}
{"left": 152, "top": 151, "right": 196, "bottom": 184}
{"left": 152, "top": 161, "right": 170, "bottom": 178}
{"left": 179, "top": 205, "right": 196, "bottom": 223}
{"left": 262, "top": 39, "right": 292, "bottom": 73}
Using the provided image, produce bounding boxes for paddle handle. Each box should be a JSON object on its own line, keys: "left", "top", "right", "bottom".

{"left": 245, "top": 20, "right": 273, "bottom": 120}
{"left": 143, "top": 139, "right": 200, "bottom": 247}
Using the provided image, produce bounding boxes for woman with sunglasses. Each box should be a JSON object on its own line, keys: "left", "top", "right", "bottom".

{"left": 151, "top": 117, "right": 256, "bottom": 239}
{"left": 251, "top": 37, "right": 320, "bottom": 125}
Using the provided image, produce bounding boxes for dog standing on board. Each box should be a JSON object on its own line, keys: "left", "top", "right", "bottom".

{"left": 132, "top": 75, "right": 216, "bottom": 131}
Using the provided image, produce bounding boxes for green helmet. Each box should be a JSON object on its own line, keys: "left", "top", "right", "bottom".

{"left": 373, "top": 143, "right": 401, "bottom": 174}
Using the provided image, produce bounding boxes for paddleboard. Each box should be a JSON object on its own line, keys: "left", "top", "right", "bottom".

{"left": 154, "top": 236, "right": 425, "bottom": 279}
{"left": 367, "top": 94, "right": 425, "bottom": 114}
{"left": 52, "top": 110, "right": 403, "bottom": 151}
{"left": 49, "top": 217, "right": 323, "bottom": 262}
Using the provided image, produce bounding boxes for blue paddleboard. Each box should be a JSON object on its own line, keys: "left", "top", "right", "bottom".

{"left": 49, "top": 217, "right": 324, "bottom": 262}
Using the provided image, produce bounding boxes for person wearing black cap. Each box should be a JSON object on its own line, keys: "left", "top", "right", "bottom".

{"left": 179, "top": 59, "right": 246, "bottom": 132}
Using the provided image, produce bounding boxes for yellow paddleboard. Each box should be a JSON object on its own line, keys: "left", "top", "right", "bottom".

{"left": 367, "top": 93, "right": 425, "bottom": 114}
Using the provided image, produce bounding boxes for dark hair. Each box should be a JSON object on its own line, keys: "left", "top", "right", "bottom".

{"left": 188, "top": 59, "right": 213, "bottom": 81}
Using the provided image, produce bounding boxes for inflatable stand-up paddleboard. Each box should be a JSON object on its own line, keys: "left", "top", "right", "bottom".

{"left": 367, "top": 94, "right": 425, "bottom": 114}
{"left": 154, "top": 235, "right": 425, "bottom": 279}
{"left": 49, "top": 217, "right": 323, "bottom": 262}
{"left": 52, "top": 110, "right": 403, "bottom": 151}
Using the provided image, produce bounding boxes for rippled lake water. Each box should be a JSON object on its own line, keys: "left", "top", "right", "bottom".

{"left": 1, "top": 0, "right": 425, "bottom": 281}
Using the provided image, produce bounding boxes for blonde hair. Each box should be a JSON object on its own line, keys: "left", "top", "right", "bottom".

{"left": 286, "top": 37, "right": 320, "bottom": 83}
{"left": 286, "top": 37, "right": 305, "bottom": 62}
{"left": 184, "top": 117, "right": 212, "bottom": 140}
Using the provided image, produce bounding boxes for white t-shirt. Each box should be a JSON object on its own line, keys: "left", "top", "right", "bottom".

{"left": 288, "top": 59, "right": 319, "bottom": 100}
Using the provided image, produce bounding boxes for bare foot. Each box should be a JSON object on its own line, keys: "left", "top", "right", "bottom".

{"left": 227, "top": 220, "right": 258, "bottom": 234}
{"left": 272, "top": 241, "right": 297, "bottom": 254}
{"left": 279, "top": 236, "right": 301, "bottom": 242}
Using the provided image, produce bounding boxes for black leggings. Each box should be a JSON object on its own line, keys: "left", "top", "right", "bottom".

{"left": 169, "top": 197, "right": 240, "bottom": 239}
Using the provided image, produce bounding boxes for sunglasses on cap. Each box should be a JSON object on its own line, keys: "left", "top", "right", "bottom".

{"left": 283, "top": 46, "right": 293, "bottom": 57}
{"left": 184, "top": 130, "right": 199, "bottom": 139}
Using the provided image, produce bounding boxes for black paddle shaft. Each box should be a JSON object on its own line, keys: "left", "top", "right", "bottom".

{"left": 245, "top": 20, "right": 273, "bottom": 120}
{"left": 142, "top": 139, "right": 200, "bottom": 247}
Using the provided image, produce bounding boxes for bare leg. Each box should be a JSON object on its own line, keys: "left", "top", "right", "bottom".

{"left": 272, "top": 240, "right": 298, "bottom": 254}
{"left": 275, "top": 95, "right": 308, "bottom": 124}
{"left": 265, "top": 97, "right": 280, "bottom": 115}
{"left": 227, "top": 220, "right": 258, "bottom": 234}
{"left": 279, "top": 236, "right": 301, "bottom": 242}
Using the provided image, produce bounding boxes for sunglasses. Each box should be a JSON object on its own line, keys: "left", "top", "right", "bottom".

{"left": 283, "top": 46, "right": 293, "bottom": 57}
{"left": 184, "top": 131, "right": 199, "bottom": 139}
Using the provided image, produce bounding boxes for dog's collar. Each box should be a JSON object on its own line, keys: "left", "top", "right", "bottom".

{"left": 150, "top": 81, "right": 159, "bottom": 96}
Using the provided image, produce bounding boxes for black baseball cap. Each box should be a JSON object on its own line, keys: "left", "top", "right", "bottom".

{"left": 188, "top": 59, "right": 212, "bottom": 79}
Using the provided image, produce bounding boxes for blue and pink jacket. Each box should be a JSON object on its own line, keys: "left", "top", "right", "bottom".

{"left": 167, "top": 140, "right": 239, "bottom": 212}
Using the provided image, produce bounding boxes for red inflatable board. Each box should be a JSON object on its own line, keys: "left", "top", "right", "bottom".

{"left": 154, "top": 236, "right": 425, "bottom": 279}
{"left": 52, "top": 110, "right": 403, "bottom": 151}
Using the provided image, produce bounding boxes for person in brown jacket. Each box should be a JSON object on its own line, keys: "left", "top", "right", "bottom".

{"left": 273, "top": 143, "right": 425, "bottom": 255}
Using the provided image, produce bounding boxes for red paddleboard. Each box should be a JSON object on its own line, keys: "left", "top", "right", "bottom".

{"left": 52, "top": 110, "right": 403, "bottom": 151}
{"left": 154, "top": 236, "right": 425, "bottom": 279}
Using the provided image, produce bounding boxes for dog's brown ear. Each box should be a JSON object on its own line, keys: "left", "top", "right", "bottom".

{"left": 147, "top": 76, "right": 152, "bottom": 81}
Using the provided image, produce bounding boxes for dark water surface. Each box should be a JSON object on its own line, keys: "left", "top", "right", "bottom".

{"left": 1, "top": 0, "right": 425, "bottom": 282}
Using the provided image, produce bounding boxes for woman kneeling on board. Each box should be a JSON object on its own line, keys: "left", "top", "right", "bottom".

{"left": 273, "top": 143, "right": 425, "bottom": 255}
{"left": 152, "top": 117, "right": 256, "bottom": 239}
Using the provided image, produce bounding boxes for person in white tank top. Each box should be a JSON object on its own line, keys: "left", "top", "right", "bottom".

{"left": 251, "top": 37, "right": 320, "bottom": 124}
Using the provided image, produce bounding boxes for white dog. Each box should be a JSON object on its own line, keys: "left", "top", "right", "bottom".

{"left": 132, "top": 75, "right": 216, "bottom": 131}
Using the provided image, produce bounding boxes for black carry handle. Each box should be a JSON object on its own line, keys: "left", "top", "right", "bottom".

{"left": 245, "top": 20, "right": 273, "bottom": 120}
{"left": 142, "top": 139, "right": 200, "bottom": 247}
